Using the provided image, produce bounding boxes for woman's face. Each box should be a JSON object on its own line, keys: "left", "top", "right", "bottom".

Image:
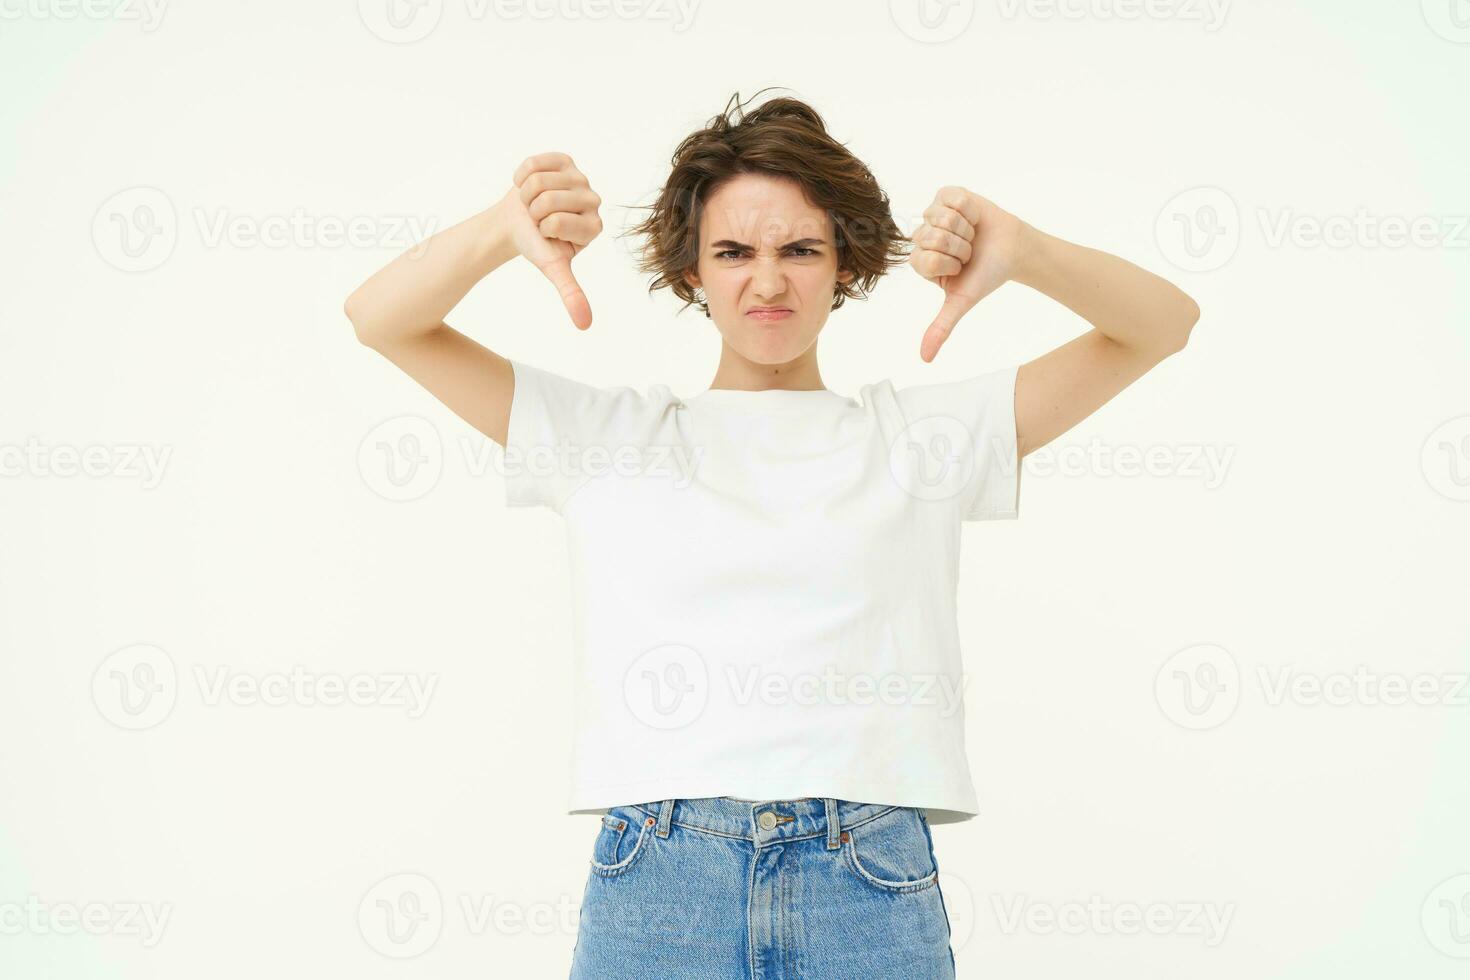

{"left": 684, "top": 173, "right": 853, "bottom": 366}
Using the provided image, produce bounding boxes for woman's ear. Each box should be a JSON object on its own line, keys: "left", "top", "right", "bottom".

{"left": 682, "top": 269, "right": 702, "bottom": 290}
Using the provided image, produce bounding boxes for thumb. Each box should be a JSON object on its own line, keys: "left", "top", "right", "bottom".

{"left": 919, "top": 291, "right": 972, "bottom": 363}
{"left": 539, "top": 255, "right": 593, "bottom": 330}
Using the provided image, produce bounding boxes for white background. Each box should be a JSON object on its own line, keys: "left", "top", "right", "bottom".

{"left": 2, "top": 1, "right": 1468, "bottom": 977}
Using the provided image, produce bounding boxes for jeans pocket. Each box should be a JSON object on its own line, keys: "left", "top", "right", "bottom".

{"left": 840, "top": 806, "right": 940, "bottom": 894}
{"left": 589, "top": 807, "right": 655, "bottom": 878}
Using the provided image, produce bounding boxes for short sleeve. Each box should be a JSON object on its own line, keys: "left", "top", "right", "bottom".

{"left": 891, "top": 364, "right": 1021, "bottom": 522}
{"left": 502, "top": 359, "right": 661, "bottom": 514}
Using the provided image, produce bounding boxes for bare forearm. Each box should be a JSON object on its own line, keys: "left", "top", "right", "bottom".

{"left": 1012, "top": 224, "right": 1200, "bottom": 355}
{"left": 344, "top": 200, "right": 516, "bottom": 346}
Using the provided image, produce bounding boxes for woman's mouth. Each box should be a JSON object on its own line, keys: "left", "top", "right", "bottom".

{"left": 746, "top": 308, "right": 792, "bottom": 321}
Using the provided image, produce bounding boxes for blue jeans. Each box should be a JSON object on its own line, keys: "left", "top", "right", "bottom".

{"left": 569, "top": 796, "right": 957, "bottom": 979}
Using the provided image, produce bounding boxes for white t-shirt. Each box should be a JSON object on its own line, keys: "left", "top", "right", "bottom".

{"left": 499, "top": 358, "right": 1021, "bottom": 825}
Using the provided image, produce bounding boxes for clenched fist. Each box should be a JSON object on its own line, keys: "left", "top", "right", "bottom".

{"left": 499, "top": 152, "right": 604, "bottom": 330}
{"left": 909, "top": 186, "right": 1030, "bottom": 362}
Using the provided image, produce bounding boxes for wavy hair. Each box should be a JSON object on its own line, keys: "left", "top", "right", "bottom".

{"left": 621, "top": 88, "right": 911, "bottom": 317}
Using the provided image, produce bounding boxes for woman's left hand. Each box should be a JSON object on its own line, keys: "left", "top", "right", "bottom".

{"left": 909, "top": 187, "right": 1031, "bottom": 362}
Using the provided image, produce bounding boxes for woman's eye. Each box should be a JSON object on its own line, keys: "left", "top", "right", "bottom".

{"left": 715, "top": 248, "right": 818, "bottom": 259}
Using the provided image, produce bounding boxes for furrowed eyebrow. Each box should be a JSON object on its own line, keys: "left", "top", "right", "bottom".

{"left": 710, "top": 238, "right": 827, "bottom": 251}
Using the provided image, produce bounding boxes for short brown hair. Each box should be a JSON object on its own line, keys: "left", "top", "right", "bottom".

{"left": 622, "top": 88, "right": 910, "bottom": 317}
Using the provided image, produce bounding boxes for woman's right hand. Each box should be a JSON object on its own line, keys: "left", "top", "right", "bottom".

{"left": 499, "top": 151, "right": 603, "bottom": 330}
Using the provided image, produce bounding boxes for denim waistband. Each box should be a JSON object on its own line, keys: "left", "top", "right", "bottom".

{"left": 626, "top": 796, "right": 903, "bottom": 850}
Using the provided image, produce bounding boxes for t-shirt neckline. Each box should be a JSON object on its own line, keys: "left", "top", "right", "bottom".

{"left": 685, "top": 387, "right": 853, "bottom": 409}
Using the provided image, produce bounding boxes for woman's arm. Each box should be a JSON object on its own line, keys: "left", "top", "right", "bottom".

{"left": 910, "top": 186, "right": 1200, "bottom": 458}
{"left": 344, "top": 201, "right": 520, "bottom": 447}
{"left": 343, "top": 152, "right": 603, "bottom": 447}
{"left": 1012, "top": 224, "right": 1199, "bottom": 359}
{"left": 1008, "top": 223, "right": 1199, "bottom": 458}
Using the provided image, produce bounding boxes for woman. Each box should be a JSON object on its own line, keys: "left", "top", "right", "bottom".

{"left": 344, "top": 90, "right": 1199, "bottom": 979}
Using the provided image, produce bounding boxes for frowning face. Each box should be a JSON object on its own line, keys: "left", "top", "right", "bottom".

{"left": 684, "top": 172, "right": 853, "bottom": 366}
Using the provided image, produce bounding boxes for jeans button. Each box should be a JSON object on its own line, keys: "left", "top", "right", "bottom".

{"left": 757, "top": 811, "right": 777, "bottom": 831}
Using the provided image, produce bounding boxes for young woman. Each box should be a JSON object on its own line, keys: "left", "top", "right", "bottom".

{"left": 344, "top": 90, "right": 1199, "bottom": 979}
